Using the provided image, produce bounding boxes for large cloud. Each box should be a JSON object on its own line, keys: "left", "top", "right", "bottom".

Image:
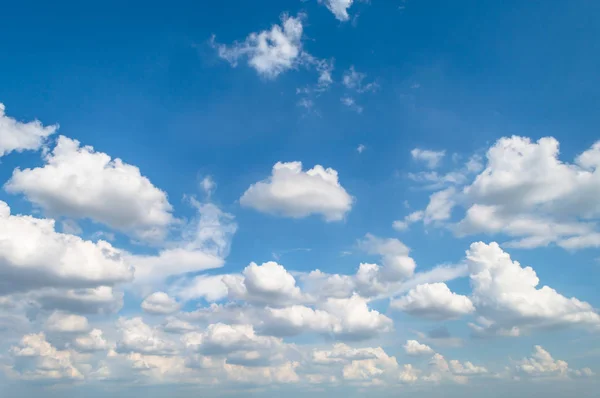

{"left": 466, "top": 242, "right": 600, "bottom": 336}
{"left": 0, "top": 103, "right": 58, "bottom": 157}
{"left": 240, "top": 161, "right": 353, "bottom": 222}
{"left": 5, "top": 135, "right": 174, "bottom": 242}
{"left": 407, "top": 136, "right": 600, "bottom": 249}
{"left": 391, "top": 283, "right": 475, "bottom": 320}
{"left": 0, "top": 200, "right": 132, "bottom": 294}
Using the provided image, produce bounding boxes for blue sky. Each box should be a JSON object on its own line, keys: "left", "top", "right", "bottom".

{"left": 1, "top": 0, "right": 599, "bottom": 396}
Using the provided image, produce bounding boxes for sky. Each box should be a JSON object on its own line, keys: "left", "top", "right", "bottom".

{"left": 1, "top": 0, "right": 600, "bottom": 396}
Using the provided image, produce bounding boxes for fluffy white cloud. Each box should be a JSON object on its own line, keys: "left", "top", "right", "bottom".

{"left": 223, "top": 261, "right": 303, "bottom": 305}
{"left": 0, "top": 200, "right": 133, "bottom": 294}
{"left": 116, "top": 317, "right": 175, "bottom": 355}
{"left": 9, "top": 333, "right": 83, "bottom": 380}
{"left": 72, "top": 329, "right": 109, "bottom": 352}
{"left": 412, "top": 136, "right": 600, "bottom": 249}
{"left": 141, "top": 292, "right": 181, "bottom": 315}
{"left": 466, "top": 242, "right": 600, "bottom": 335}
{"left": 411, "top": 148, "right": 446, "bottom": 169}
{"left": 240, "top": 161, "right": 353, "bottom": 221}
{"left": 319, "top": 0, "right": 355, "bottom": 21}
{"left": 262, "top": 294, "right": 392, "bottom": 340}
{"left": 424, "top": 353, "right": 487, "bottom": 384}
{"left": 391, "top": 283, "right": 474, "bottom": 320}
{"left": 0, "top": 103, "right": 58, "bottom": 157}
{"left": 5, "top": 136, "right": 173, "bottom": 241}
{"left": 512, "top": 346, "right": 594, "bottom": 379}
{"left": 45, "top": 311, "right": 90, "bottom": 333}
{"left": 214, "top": 15, "right": 305, "bottom": 79}
{"left": 184, "top": 323, "right": 282, "bottom": 357}
{"left": 404, "top": 340, "right": 434, "bottom": 356}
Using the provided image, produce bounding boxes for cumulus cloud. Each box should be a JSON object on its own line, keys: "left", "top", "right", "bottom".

{"left": 45, "top": 312, "right": 90, "bottom": 333}
{"left": 391, "top": 283, "right": 475, "bottom": 320}
{"left": 240, "top": 161, "right": 353, "bottom": 221}
{"left": 0, "top": 200, "right": 132, "bottom": 295}
{"left": 410, "top": 136, "right": 600, "bottom": 249}
{"left": 466, "top": 242, "right": 600, "bottom": 336}
{"left": 116, "top": 317, "right": 176, "bottom": 355}
{"left": 0, "top": 103, "right": 58, "bottom": 157}
{"left": 404, "top": 340, "right": 434, "bottom": 356}
{"left": 141, "top": 292, "right": 181, "bottom": 315}
{"left": 214, "top": 15, "right": 305, "bottom": 79}
{"left": 411, "top": 148, "right": 446, "bottom": 169}
{"left": 513, "top": 346, "right": 594, "bottom": 379}
{"left": 9, "top": 333, "right": 83, "bottom": 381}
{"left": 223, "top": 261, "right": 303, "bottom": 305}
{"left": 262, "top": 294, "right": 392, "bottom": 340}
{"left": 72, "top": 329, "right": 109, "bottom": 352}
{"left": 5, "top": 136, "right": 173, "bottom": 242}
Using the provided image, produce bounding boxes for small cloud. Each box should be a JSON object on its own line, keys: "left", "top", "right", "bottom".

{"left": 410, "top": 83, "right": 421, "bottom": 89}
{"left": 199, "top": 175, "right": 216, "bottom": 198}
{"left": 357, "top": 144, "right": 366, "bottom": 154}
{"left": 341, "top": 96, "right": 363, "bottom": 113}
{"left": 411, "top": 148, "right": 446, "bottom": 169}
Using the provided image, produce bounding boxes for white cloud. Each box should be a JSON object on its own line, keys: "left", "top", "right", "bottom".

{"left": 214, "top": 15, "right": 305, "bottom": 79}
{"left": 342, "top": 66, "right": 378, "bottom": 93}
{"left": 72, "top": 329, "right": 109, "bottom": 352}
{"left": 262, "top": 294, "right": 392, "bottom": 340}
{"left": 45, "top": 311, "right": 90, "bottom": 333}
{"left": 141, "top": 292, "right": 181, "bottom": 315}
{"left": 411, "top": 148, "right": 446, "bottom": 169}
{"left": 240, "top": 161, "right": 353, "bottom": 221}
{"left": 319, "top": 0, "right": 355, "bottom": 21}
{"left": 404, "top": 340, "right": 434, "bottom": 356}
{"left": 116, "top": 317, "right": 175, "bottom": 355}
{"left": 0, "top": 200, "right": 133, "bottom": 295}
{"left": 0, "top": 103, "right": 58, "bottom": 157}
{"left": 512, "top": 346, "right": 595, "bottom": 380}
{"left": 412, "top": 136, "right": 600, "bottom": 249}
{"left": 9, "top": 332, "right": 83, "bottom": 381}
{"left": 5, "top": 136, "right": 173, "bottom": 242}
{"left": 466, "top": 242, "right": 600, "bottom": 335}
{"left": 391, "top": 283, "right": 474, "bottom": 320}
{"left": 340, "top": 96, "right": 363, "bottom": 113}
{"left": 223, "top": 261, "right": 303, "bottom": 305}
{"left": 357, "top": 144, "right": 366, "bottom": 154}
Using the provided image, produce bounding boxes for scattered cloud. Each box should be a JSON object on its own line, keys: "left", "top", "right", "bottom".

{"left": 0, "top": 103, "right": 58, "bottom": 157}
{"left": 240, "top": 161, "right": 353, "bottom": 221}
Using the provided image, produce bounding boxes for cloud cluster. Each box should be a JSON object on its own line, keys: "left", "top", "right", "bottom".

{"left": 406, "top": 136, "right": 600, "bottom": 249}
